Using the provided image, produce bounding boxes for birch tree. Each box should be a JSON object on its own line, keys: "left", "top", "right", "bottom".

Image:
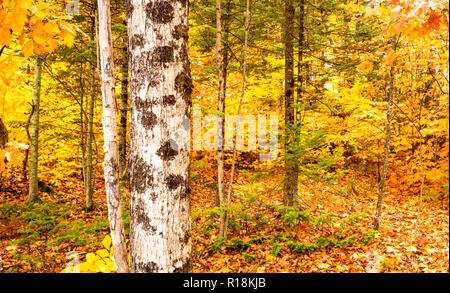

{"left": 29, "top": 55, "right": 42, "bottom": 203}
{"left": 127, "top": 0, "right": 192, "bottom": 272}
{"left": 97, "top": 0, "right": 129, "bottom": 273}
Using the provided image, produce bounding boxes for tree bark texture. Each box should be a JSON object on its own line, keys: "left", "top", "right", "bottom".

{"left": 0, "top": 117, "right": 7, "bottom": 149}
{"left": 283, "top": 0, "right": 298, "bottom": 207}
{"left": 28, "top": 55, "right": 42, "bottom": 203}
{"left": 374, "top": 43, "right": 397, "bottom": 230}
{"left": 215, "top": 0, "right": 227, "bottom": 237}
{"left": 127, "top": 0, "right": 192, "bottom": 273}
{"left": 119, "top": 34, "right": 129, "bottom": 207}
{"left": 85, "top": 15, "right": 97, "bottom": 211}
{"left": 97, "top": 0, "right": 129, "bottom": 273}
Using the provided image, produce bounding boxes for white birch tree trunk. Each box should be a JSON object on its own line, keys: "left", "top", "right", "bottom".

{"left": 127, "top": 0, "right": 192, "bottom": 272}
{"left": 97, "top": 0, "right": 129, "bottom": 273}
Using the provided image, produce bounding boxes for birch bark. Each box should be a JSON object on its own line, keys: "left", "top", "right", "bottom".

{"left": 127, "top": 0, "right": 192, "bottom": 272}
{"left": 97, "top": 0, "right": 129, "bottom": 273}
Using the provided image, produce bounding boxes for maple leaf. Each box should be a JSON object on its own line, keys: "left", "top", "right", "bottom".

{"left": 383, "top": 49, "right": 396, "bottom": 67}
{"left": 22, "top": 40, "right": 34, "bottom": 57}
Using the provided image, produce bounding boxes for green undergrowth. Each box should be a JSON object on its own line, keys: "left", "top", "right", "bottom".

{"left": 196, "top": 202, "right": 378, "bottom": 258}
{"left": 0, "top": 201, "right": 109, "bottom": 270}
{"left": 206, "top": 228, "right": 378, "bottom": 258}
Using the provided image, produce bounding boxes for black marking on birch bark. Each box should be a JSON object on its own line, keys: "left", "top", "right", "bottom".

{"left": 130, "top": 34, "right": 144, "bottom": 50}
{"left": 156, "top": 141, "right": 178, "bottom": 161}
{"left": 135, "top": 261, "right": 161, "bottom": 273}
{"left": 178, "top": 0, "right": 188, "bottom": 7}
{"left": 130, "top": 156, "right": 153, "bottom": 193}
{"left": 135, "top": 98, "right": 157, "bottom": 130}
{"left": 151, "top": 46, "right": 174, "bottom": 64}
{"left": 173, "top": 258, "right": 191, "bottom": 273}
{"left": 168, "top": 40, "right": 179, "bottom": 51}
{"left": 134, "top": 199, "right": 157, "bottom": 233}
{"left": 172, "top": 24, "right": 188, "bottom": 40}
{"left": 178, "top": 183, "right": 190, "bottom": 200}
{"left": 106, "top": 157, "right": 119, "bottom": 188}
{"left": 179, "top": 42, "right": 189, "bottom": 64}
{"left": 162, "top": 95, "right": 176, "bottom": 106}
{"left": 105, "top": 57, "right": 113, "bottom": 77}
{"left": 145, "top": 1, "right": 174, "bottom": 24}
{"left": 130, "top": 53, "right": 147, "bottom": 90}
{"left": 126, "top": 0, "right": 133, "bottom": 20}
{"left": 179, "top": 231, "right": 190, "bottom": 245}
{"left": 146, "top": 71, "right": 160, "bottom": 88}
{"left": 175, "top": 71, "right": 193, "bottom": 105}
{"left": 141, "top": 111, "right": 157, "bottom": 130}
{"left": 165, "top": 174, "right": 183, "bottom": 190}
{"left": 149, "top": 192, "right": 158, "bottom": 201}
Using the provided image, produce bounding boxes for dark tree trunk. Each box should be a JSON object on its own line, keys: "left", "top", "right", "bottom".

{"left": 283, "top": 0, "right": 298, "bottom": 207}
{"left": 374, "top": 38, "right": 399, "bottom": 230}
{"left": 119, "top": 30, "right": 129, "bottom": 207}
{"left": 0, "top": 118, "right": 8, "bottom": 149}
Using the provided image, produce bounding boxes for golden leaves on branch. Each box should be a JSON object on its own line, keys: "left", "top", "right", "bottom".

{"left": 387, "top": 0, "right": 449, "bottom": 38}
{"left": 383, "top": 48, "right": 396, "bottom": 67}
{"left": 0, "top": 0, "right": 76, "bottom": 58}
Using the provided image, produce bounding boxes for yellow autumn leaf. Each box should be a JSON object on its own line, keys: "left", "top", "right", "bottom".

{"left": 102, "top": 235, "right": 112, "bottom": 250}
{"left": 96, "top": 249, "right": 110, "bottom": 259}
{"left": 22, "top": 40, "right": 34, "bottom": 57}
{"left": 383, "top": 49, "right": 396, "bottom": 67}
{"left": 86, "top": 252, "right": 96, "bottom": 264}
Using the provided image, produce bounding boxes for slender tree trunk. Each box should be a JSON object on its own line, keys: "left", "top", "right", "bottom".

{"left": 0, "top": 117, "right": 7, "bottom": 149}
{"left": 22, "top": 107, "right": 33, "bottom": 184}
{"left": 127, "top": 0, "right": 192, "bottom": 272}
{"left": 0, "top": 117, "right": 8, "bottom": 190}
{"left": 223, "top": 0, "right": 251, "bottom": 239}
{"left": 97, "top": 0, "right": 129, "bottom": 273}
{"left": 119, "top": 32, "right": 128, "bottom": 208}
{"left": 80, "top": 63, "right": 87, "bottom": 193}
{"left": 297, "top": 0, "right": 304, "bottom": 127}
{"left": 283, "top": 0, "right": 298, "bottom": 207}
{"left": 85, "top": 14, "right": 96, "bottom": 211}
{"left": 28, "top": 55, "right": 43, "bottom": 203}
{"left": 214, "top": 0, "right": 230, "bottom": 208}
{"left": 85, "top": 52, "right": 96, "bottom": 211}
{"left": 374, "top": 40, "right": 398, "bottom": 230}
{"left": 216, "top": 0, "right": 227, "bottom": 237}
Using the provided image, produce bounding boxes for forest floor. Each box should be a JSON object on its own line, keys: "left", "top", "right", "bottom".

{"left": 0, "top": 160, "right": 448, "bottom": 273}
